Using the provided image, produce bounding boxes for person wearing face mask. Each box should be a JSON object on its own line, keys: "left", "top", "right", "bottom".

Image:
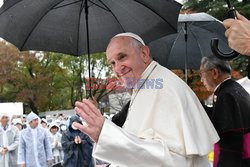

{"left": 61, "top": 115, "right": 94, "bottom": 167}
{"left": 59, "top": 123, "right": 67, "bottom": 134}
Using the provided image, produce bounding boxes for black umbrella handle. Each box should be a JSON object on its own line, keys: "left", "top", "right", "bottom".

{"left": 211, "top": 4, "right": 240, "bottom": 60}
{"left": 211, "top": 38, "right": 239, "bottom": 60}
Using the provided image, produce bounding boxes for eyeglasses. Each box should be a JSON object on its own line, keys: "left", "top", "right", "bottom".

{"left": 200, "top": 69, "right": 213, "bottom": 77}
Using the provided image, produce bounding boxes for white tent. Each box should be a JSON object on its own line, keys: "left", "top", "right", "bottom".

{"left": 237, "top": 77, "right": 250, "bottom": 95}
{"left": 0, "top": 102, "right": 23, "bottom": 118}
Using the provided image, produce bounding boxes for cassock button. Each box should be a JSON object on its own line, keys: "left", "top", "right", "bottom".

{"left": 213, "top": 95, "right": 217, "bottom": 103}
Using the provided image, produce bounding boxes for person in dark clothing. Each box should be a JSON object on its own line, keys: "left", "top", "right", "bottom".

{"left": 200, "top": 56, "right": 250, "bottom": 167}
{"left": 61, "top": 115, "right": 94, "bottom": 167}
{"left": 201, "top": 101, "right": 213, "bottom": 120}
{"left": 111, "top": 100, "right": 130, "bottom": 128}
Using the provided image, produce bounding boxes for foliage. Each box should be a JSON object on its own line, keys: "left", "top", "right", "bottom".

{"left": 183, "top": 0, "right": 250, "bottom": 20}
{"left": 0, "top": 41, "right": 113, "bottom": 114}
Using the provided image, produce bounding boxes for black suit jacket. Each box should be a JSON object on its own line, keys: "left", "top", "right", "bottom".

{"left": 212, "top": 79, "right": 250, "bottom": 167}
{"left": 111, "top": 101, "right": 130, "bottom": 128}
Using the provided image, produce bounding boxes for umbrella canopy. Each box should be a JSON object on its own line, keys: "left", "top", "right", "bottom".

{"left": 149, "top": 12, "right": 231, "bottom": 70}
{"left": 0, "top": 0, "right": 181, "bottom": 56}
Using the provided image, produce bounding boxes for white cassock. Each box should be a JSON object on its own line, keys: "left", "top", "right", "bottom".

{"left": 93, "top": 61, "right": 219, "bottom": 167}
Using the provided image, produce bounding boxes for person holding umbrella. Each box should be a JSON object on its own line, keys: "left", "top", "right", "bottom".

{"left": 73, "top": 33, "right": 219, "bottom": 167}
{"left": 224, "top": 12, "right": 250, "bottom": 56}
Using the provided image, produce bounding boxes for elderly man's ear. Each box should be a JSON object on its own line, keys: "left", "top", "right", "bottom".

{"left": 212, "top": 68, "right": 220, "bottom": 80}
{"left": 141, "top": 46, "right": 151, "bottom": 64}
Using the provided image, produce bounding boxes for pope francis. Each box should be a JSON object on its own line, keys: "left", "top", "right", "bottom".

{"left": 74, "top": 33, "right": 219, "bottom": 167}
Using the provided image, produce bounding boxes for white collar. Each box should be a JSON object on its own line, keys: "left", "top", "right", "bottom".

{"left": 1, "top": 124, "right": 8, "bottom": 128}
{"left": 140, "top": 61, "right": 157, "bottom": 79}
{"left": 132, "top": 60, "right": 157, "bottom": 93}
{"left": 214, "top": 77, "right": 231, "bottom": 93}
{"left": 1, "top": 124, "right": 10, "bottom": 131}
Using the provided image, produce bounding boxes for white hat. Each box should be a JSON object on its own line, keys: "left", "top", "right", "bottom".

{"left": 0, "top": 112, "right": 10, "bottom": 119}
{"left": 41, "top": 118, "right": 47, "bottom": 124}
{"left": 49, "top": 122, "right": 59, "bottom": 130}
{"left": 113, "top": 32, "right": 145, "bottom": 46}
{"left": 26, "top": 112, "right": 39, "bottom": 123}
{"left": 12, "top": 118, "right": 23, "bottom": 125}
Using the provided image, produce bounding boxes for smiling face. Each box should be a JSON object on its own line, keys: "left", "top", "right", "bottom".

{"left": 106, "top": 37, "right": 151, "bottom": 87}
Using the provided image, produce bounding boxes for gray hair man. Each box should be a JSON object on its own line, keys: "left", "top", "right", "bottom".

{"left": 200, "top": 56, "right": 250, "bottom": 167}
{"left": 0, "top": 113, "right": 19, "bottom": 167}
{"left": 200, "top": 56, "right": 232, "bottom": 92}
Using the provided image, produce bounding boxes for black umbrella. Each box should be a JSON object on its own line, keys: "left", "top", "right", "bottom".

{"left": 0, "top": 0, "right": 181, "bottom": 96}
{"left": 149, "top": 12, "right": 231, "bottom": 82}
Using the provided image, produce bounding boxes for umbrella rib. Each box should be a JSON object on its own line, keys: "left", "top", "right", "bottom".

{"left": 97, "top": 0, "right": 125, "bottom": 32}
{"left": 168, "top": 26, "right": 183, "bottom": 64}
{"left": 189, "top": 27, "right": 204, "bottom": 58}
{"left": 88, "top": 0, "right": 110, "bottom": 12}
{"left": 0, "top": 0, "right": 23, "bottom": 15}
{"left": 133, "top": 0, "right": 176, "bottom": 32}
{"left": 52, "top": 0, "right": 82, "bottom": 9}
{"left": 52, "top": 0, "right": 98, "bottom": 10}
{"left": 19, "top": 0, "right": 64, "bottom": 51}
{"left": 198, "top": 21, "right": 225, "bottom": 37}
{"left": 77, "top": 0, "right": 85, "bottom": 56}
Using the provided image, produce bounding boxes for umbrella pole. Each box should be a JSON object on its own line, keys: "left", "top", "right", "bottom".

{"left": 248, "top": 57, "right": 250, "bottom": 79}
{"left": 184, "top": 22, "right": 188, "bottom": 83}
{"left": 84, "top": 0, "right": 92, "bottom": 98}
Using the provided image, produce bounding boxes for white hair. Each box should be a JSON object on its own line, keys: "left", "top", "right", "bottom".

{"left": 201, "top": 56, "right": 231, "bottom": 74}
{"left": 0, "top": 113, "right": 10, "bottom": 120}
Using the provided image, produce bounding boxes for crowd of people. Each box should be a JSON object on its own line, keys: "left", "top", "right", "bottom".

{"left": 0, "top": 112, "right": 103, "bottom": 167}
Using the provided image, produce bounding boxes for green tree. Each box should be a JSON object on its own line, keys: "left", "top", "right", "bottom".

{"left": 0, "top": 41, "right": 115, "bottom": 114}
{"left": 183, "top": 0, "right": 250, "bottom": 20}
{"left": 183, "top": 0, "right": 250, "bottom": 76}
